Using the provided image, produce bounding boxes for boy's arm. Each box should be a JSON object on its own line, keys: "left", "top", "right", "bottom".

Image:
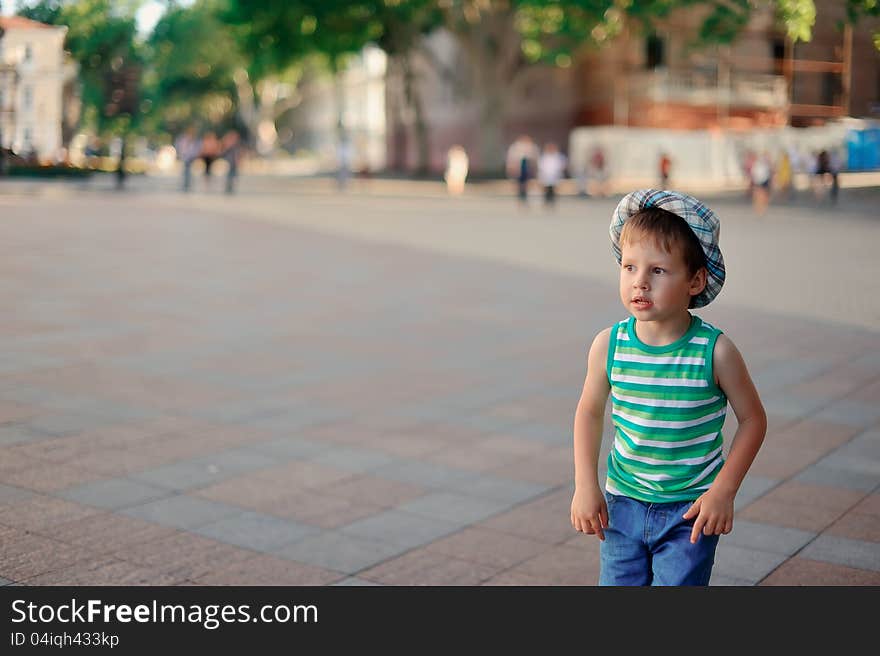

{"left": 683, "top": 334, "right": 767, "bottom": 543}
{"left": 571, "top": 328, "right": 612, "bottom": 540}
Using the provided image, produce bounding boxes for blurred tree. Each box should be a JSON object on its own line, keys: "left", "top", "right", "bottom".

{"left": 220, "top": 1, "right": 384, "bottom": 154}
{"left": 17, "top": 0, "right": 142, "bottom": 183}
{"left": 144, "top": 1, "right": 241, "bottom": 135}
{"left": 370, "top": 1, "right": 444, "bottom": 175}
{"left": 17, "top": 0, "right": 142, "bottom": 134}
{"left": 845, "top": 0, "right": 880, "bottom": 50}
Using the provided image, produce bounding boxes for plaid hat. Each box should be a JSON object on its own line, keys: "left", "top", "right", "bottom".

{"left": 610, "top": 189, "right": 725, "bottom": 308}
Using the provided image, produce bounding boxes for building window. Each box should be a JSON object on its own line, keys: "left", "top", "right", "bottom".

{"left": 24, "top": 86, "right": 33, "bottom": 110}
{"left": 646, "top": 34, "right": 665, "bottom": 69}
{"left": 24, "top": 44, "right": 33, "bottom": 62}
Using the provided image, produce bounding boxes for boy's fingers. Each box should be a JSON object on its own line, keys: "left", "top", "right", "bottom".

{"left": 690, "top": 518, "right": 705, "bottom": 544}
{"left": 600, "top": 506, "right": 609, "bottom": 528}
{"left": 723, "top": 519, "right": 733, "bottom": 534}
{"left": 682, "top": 499, "right": 700, "bottom": 519}
{"left": 591, "top": 517, "right": 605, "bottom": 541}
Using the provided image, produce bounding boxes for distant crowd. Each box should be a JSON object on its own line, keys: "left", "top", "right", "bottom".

{"left": 173, "top": 126, "right": 244, "bottom": 194}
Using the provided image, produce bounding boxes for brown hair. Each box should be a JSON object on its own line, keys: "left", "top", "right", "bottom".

{"left": 620, "top": 206, "right": 707, "bottom": 278}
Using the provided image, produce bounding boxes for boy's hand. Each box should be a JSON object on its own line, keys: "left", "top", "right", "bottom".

{"left": 682, "top": 490, "right": 735, "bottom": 544}
{"left": 571, "top": 486, "right": 609, "bottom": 540}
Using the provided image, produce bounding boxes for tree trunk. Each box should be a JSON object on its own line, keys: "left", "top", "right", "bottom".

{"left": 401, "top": 55, "right": 430, "bottom": 177}
{"left": 445, "top": 4, "right": 523, "bottom": 176}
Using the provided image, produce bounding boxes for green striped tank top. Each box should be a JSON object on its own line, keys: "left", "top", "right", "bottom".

{"left": 605, "top": 314, "right": 727, "bottom": 503}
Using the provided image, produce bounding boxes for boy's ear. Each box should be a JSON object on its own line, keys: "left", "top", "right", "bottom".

{"left": 689, "top": 268, "right": 708, "bottom": 298}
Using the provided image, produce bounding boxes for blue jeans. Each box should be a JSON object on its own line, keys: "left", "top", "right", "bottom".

{"left": 599, "top": 492, "right": 719, "bottom": 586}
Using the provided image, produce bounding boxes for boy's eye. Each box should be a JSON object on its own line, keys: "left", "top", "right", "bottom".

{"left": 652, "top": 267, "right": 665, "bottom": 274}
{"left": 623, "top": 264, "right": 634, "bottom": 272}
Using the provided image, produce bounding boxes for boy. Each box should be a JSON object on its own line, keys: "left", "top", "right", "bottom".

{"left": 570, "top": 189, "right": 766, "bottom": 586}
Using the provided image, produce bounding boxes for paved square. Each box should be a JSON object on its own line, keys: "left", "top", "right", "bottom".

{"left": 1, "top": 178, "right": 878, "bottom": 585}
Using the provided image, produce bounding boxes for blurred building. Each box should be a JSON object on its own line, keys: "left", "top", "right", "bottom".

{"left": 386, "top": 1, "right": 880, "bottom": 175}
{"left": 0, "top": 15, "right": 70, "bottom": 161}
{"left": 284, "top": 45, "right": 387, "bottom": 174}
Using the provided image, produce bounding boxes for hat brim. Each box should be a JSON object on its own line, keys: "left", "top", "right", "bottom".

{"left": 610, "top": 189, "right": 725, "bottom": 308}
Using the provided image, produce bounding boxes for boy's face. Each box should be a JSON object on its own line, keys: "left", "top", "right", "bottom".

{"left": 619, "top": 234, "right": 706, "bottom": 321}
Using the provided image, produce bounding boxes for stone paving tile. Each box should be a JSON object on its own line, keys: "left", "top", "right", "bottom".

{"left": 480, "top": 570, "right": 549, "bottom": 586}
{"left": 764, "top": 417, "right": 861, "bottom": 452}
{"left": 794, "top": 463, "right": 880, "bottom": 492}
{"left": 501, "top": 543, "right": 600, "bottom": 586}
{"left": 453, "top": 475, "right": 550, "bottom": 504}
{"left": 0, "top": 424, "right": 53, "bottom": 447}
{"left": 358, "top": 547, "right": 501, "bottom": 585}
{"left": 814, "top": 399, "right": 880, "bottom": 428}
{"left": 32, "top": 512, "right": 177, "bottom": 555}
{"left": 249, "top": 436, "right": 332, "bottom": 460}
{"left": 747, "top": 444, "right": 830, "bottom": 480}
{"left": 0, "top": 483, "right": 37, "bottom": 506}
{"left": 734, "top": 474, "right": 780, "bottom": 511}
{"left": 308, "top": 446, "right": 397, "bottom": 474}
{"left": 478, "top": 489, "right": 576, "bottom": 544}
{"left": 709, "top": 574, "right": 755, "bottom": 586}
{"left": 424, "top": 434, "right": 548, "bottom": 472}
{"left": 256, "top": 489, "right": 384, "bottom": 529}
{"left": 737, "top": 499, "right": 852, "bottom": 533}
{"left": 757, "top": 480, "right": 867, "bottom": 512}
{"left": 0, "top": 527, "right": 95, "bottom": 581}
{"left": 0, "top": 577, "right": 13, "bottom": 585}
{"left": 372, "top": 460, "right": 479, "bottom": 489}
{"left": 398, "top": 492, "right": 512, "bottom": 524}
{"left": 59, "top": 478, "right": 171, "bottom": 510}
{"left": 826, "top": 510, "right": 880, "bottom": 543}
{"left": 712, "top": 544, "right": 789, "bottom": 584}
{"left": 723, "top": 520, "right": 816, "bottom": 556}
{"left": 273, "top": 531, "right": 409, "bottom": 574}
{"left": 192, "top": 511, "right": 319, "bottom": 552}
{"left": 120, "top": 495, "right": 243, "bottom": 530}
{"left": 759, "top": 557, "right": 880, "bottom": 586}
{"left": 486, "top": 447, "right": 576, "bottom": 487}
{"left": 316, "top": 474, "right": 427, "bottom": 508}
{"left": 23, "top": 556, "right": 184, "bottom": 586}
{"left": 422, "top": 526, "right": 550, "bottom": 569}
{"left": 332, "top": 577, "right": 383, "bottom": 586}
{"left": 339, "top": 509, "right": 463, "bottom": 550}
{"left": 0, "top": 459, "right": 107, "bottom": 493}
{"left": 114, "top": 532, "right": 256, "bottom": 581}
{"left": 132, "top": 460, "right": 242, "bottom": 491}
{"left": 0, "top": 400, "right": 43, "bottom": 424}
{"left": 0, "top": 496, "right": 101, "bottom": 532}
{"left": 196, "top": 447, "right": 280, "bottom": 473}
{"left": 799, "top": 535, "right": 880, "bottom": 572}
{"left": 193, "top": 553, "right": 343, "bottom": 586}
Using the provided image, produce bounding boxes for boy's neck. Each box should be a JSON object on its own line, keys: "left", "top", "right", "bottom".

{"left": 633, "top": 311, "right": 693, "bottom": 346}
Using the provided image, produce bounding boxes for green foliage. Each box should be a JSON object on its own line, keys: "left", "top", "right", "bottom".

{"left": 143, "top": 0, "right": 241, "bottom": 132}
{"left": 17, "top": 0, "right": 142, "bottom": 134}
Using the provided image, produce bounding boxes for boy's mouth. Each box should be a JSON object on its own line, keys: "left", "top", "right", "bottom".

{"left": 631, "top": 296, "right": 653, "bottom": 309}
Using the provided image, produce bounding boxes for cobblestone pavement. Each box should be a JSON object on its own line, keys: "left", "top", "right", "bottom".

{"left": 0, "top": 177, "right": 878, "bottom": 586}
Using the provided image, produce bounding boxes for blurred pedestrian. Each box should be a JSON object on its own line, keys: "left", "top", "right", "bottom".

{"left": 200, "top": 131, "right": 221, "bottom": 189}
{"left": 658, "top": 151, "right": 672, "bottom": 190}
{"left": 773, "top": 149, "right": 792, "bottom": 202}
{"left": 221, "top": 129, "right": 242, "bottom": 195}
{"left": 829, "top": 148, "right": 841, "bottom": 204}
{"left": 174, "top": 125, "right": 201, "bottom": 192}
{"left": 537, "top": 142, "right": 567, "bottom": 209}
{"left": 590, "top": 144, "right": 610, "bottom": 197}
{"left": 750, "top": 151, "right": 772, "bottom": 216}
{"left": 337, "top": 134, "right": 353, "bottom": 190}
{"left": 506, "top": 135, "right": 539, "bottom": 206}
{"left": 444, "top": 145, "right": 469, "bottom": 196}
